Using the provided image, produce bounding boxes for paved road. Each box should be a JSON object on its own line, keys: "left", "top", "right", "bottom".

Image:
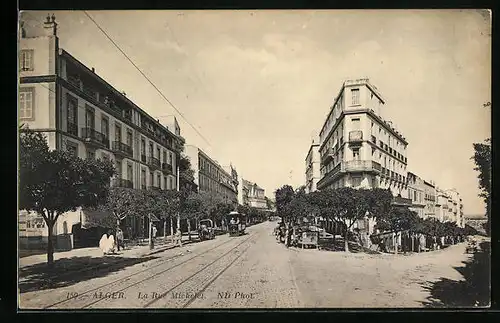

{"left": 19, "top": 221, "right": 486, "bottom": 309}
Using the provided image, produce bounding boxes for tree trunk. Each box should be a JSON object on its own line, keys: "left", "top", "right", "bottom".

{"left": 187, "top": 219, "right": 192, "bottom": 241}
{"left": 177, "top": 213, "right": 182, "bottom": 247}
{"left": 344, "top": 228, "right": 349, "bottom": 252}
{"left": 393, "top": 232, "right": 397, "bottom": 254}
{"left": 170, "top": 217, "right": 174, "bottom": 243}
{"left": 163, "top": 219, "right": 166, "bottom": 240}
{"left": 47, "top": 220, "right": 55, "bottom": 267}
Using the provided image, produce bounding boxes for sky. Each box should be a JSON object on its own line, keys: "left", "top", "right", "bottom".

{"left": 21, "top": 10, "right": 491, "bottom": 215}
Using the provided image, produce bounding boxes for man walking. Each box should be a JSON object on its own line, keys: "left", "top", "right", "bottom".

{"left": 116, "top": 228, "right": 124, "bottom": 252}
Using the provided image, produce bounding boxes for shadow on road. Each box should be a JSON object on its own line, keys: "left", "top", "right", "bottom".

{"left": 420, "top": 241, "right": 490, "bottom": 308}
{"left": 19, "top": 255, "right": 158, "bottom": 293}
{"left": 319, "top": 238, "right": 381, "bottom": 254}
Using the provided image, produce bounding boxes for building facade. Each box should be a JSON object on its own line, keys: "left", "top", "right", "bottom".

{"left": 316, "top": 79, "right": 409, "bottom": 199}
{"left": 18, "top": 15, "right": 184, "bottom": 247}
{"left": 423, "top": 180, "right": 437, "bottom": 220}
{"left": 407, "top": 172, "right": 425, "bottom": 219}
{"left": 239, "top": 179, "right": 268, "bottom": 210}
{"left": 305, "top": 139, "right": 320, "bottom": 193}
{"left": 184, "top": 145, "right": 239, "bottom": 206}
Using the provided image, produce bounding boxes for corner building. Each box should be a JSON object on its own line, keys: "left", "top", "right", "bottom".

{"left": 316, "top": 79, "right": 409, "bottom": 198}
{"left": 18, "top": 16, "right": 183, "bottom": 247}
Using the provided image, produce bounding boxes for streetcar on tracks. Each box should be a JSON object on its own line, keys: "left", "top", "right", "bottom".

{"left": 226, "top": 211, "right": 246, "bottom": 237}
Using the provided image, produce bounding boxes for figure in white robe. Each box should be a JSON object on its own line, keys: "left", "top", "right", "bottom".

{"left": 99, "top": 233, "right": 109, "bottom": 255}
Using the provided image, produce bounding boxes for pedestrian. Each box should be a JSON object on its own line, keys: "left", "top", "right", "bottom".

{"left": 99, "top": 232, "right": 108, "bottom": 255}
{"left": 116, "top": 228, "right": 124, "bottom": 252}
{"left": 108, "top": 230, "right": 116, "bottom": 254}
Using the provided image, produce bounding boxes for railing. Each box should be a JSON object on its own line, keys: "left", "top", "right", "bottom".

{"left": 348, "top": 130, "right": 363, "bottom": 143}
{"left": 393, "top": 196, "right": 413, "bottom": 206}
{"left": 162, "top": 162, "right": 173, "bottom": 174}
{"left": 112, "top": 141, "right": 133, "bottom": 158}
{"left": 67, "top": 122, "right": 78, "bottom": 136}
{"left": 112, "top": 178, "right": 133, "bottom": 189}
{"left": 342, "top": 160, "right": 380, "bottom": 173}
{"left": 81, "top": 127, "right": 109, "bottom": 148}
{"left": 147, "top": 156, "right": 161, "bottom": 169}
{"left": 67, "top": 75, "right": 81, "bottom": 88}
{"left": 82, "top": 83, "right": 97, "bottom": 100}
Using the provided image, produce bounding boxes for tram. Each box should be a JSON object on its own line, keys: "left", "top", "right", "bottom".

{"left": 226, "top": 211, "right": 246, "bottom": 237}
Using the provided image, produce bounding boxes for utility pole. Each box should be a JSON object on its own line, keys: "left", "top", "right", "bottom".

{"left": 176, "top": 164, "right": 182, "bottom": 247}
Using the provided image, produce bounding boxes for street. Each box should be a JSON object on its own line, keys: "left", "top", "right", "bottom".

{"left": 19, "top": 221, "right": 489, "bottom": 309}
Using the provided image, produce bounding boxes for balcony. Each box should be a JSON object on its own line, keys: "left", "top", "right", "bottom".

{"left": 112, "top": 178, "right": 133, "bottom": 189}
{"left": 81, "top": 127, "right": 109, "bottom": 148}
{"left": 112, "top": 141, "right": 133, "bottom": 158}
{"left": 321, "top": 147, "right": 334, "bottom": 164}
{"left": 393, "top": 196, "right": 413, "bottom": 206}
{"left": 162, "top": 162, "right": 173, "bottom": 174}
{"left": 348, "top": 131, "right": 363, "bottom": 146}
{"left": 67, "top": 122, "right": 78, "bottom": 136}
{"left": 342, "top": 160, "right": 381, "bottom": 173}
{"left": 147, "top": 156, "right": 161, "bottom": 169}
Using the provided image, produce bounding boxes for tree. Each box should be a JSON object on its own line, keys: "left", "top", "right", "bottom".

{"left": 19, "top": 128, "right": 115, "bottom": 266}
{"left": 178, "top": 154, "right": 197, "bottom": 193}
{"left": 87, "top": 187, "right": 144, "bottom": 230}
{"left": 275, "top": 185, "right": 295, "bottom": 221}
{"left": 472, "top": 138, "right": 491, "bottom": 235}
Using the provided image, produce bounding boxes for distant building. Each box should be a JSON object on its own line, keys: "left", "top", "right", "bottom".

{"left": 239, "top": 179, "right": 268, "bottom": 210}
{"left": 423, "top": 180, "right": 437, "bottom": 220}
{"left": 184, "top": 145, "right": 239, "bottom": 207}
{"left": 464, "top": 215, "right": 487, "bottom": 234}
{"left": 305, "top": 138, "right": 320, "bottom": 193}
{"left": 407, "top": 172, "right": 425, "bottom": 218}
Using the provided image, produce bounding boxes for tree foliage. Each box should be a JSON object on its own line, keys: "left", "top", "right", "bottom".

{"left": 472, "top": 138, "right": 491, "bottom": 234}
{"left": 19, "top": 127, "right": 115, "bottom": 265}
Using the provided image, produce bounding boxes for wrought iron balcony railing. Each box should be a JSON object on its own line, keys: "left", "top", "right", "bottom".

{"left": 112, "top": 141, "right": 133, "bottom": 158}
{"left": 348, "top": 131, "right": 363, "bottom": 143}
{"left": 112, "top": 178, "right": 133, "bottom": 189}
{"left": 147, "top": 156, "right": 161, "bottom": 169}
{"left": 81, "top": 127, "right": 109, "bottom": 148}
{"left": 342, "top": 160, "right": 381, "bottom": 173}
{"left": 67, "top": 122, "right": 78, "bottom": 136}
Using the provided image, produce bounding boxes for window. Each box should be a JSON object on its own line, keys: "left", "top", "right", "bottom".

{"left": 149, "top": 142, "right": 153, "bottom": 157}
{"left": 115, "top": 160, "right": 122, "bottom": 177}
{"left": 85, "top": 107, "right": 95, "bottom": 129}
{"left": 19, "top": 88, "right": 34, "bottom": 119}
{"left": 20, "top": 50, "right": 34, "bottom": 71}
{"left": 101, "top": 117, "right": 109, "bottom": 140}
{"left": 115, "top": 124, "right": 122, "bottom": 142}
{"left": 141, "top": 169, "right": 146, "bottom": 189}
{"left": 149, "top": 172, "right": 154, "bottom": 187}
{"left": 163, "top": 151, "right": 167, "bottom": 164}
{"left": 86, "top": 149, "right": 95, "bottom": 160}
{"left": 351, "top": 118, "right": 360, "bottom": 129}
{"left": 164, "top": 176, "right": 168, "bottom": 189}
{"left": 66, "top": 142, "right": 78, "bottom": 157}
{"left": 157, "top": 174, "right": 161, "bottom": 188}
{"left": 353, "top": 148, "right": 360, "bottom": 160}
{"left": 127, "top": 164, "right": 133, "bottom": 181}
{"left": 141, "top": 139, "right": 146, "bottom": 155}
{"left": 126, "top": 130, "right": 133, "bottom": 147}
{"left": 351, "top": 88, "right": 360, "bottom": 105}
{"left": 157, "top": 147, "right": 160, "bottom": 159}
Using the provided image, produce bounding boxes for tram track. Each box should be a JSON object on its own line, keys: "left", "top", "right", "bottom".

{"left": 143, "top": 232, "right": 260, "bottom": 308}
{"left": 43, "top": 236, "right": 237, "bottom": 309}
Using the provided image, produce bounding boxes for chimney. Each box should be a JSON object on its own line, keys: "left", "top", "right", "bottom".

{"left": 43, "top": 13, "right": 57, "bottom": 36}
{"left": 91, "top": 67, "right": 95, "bottom": 73}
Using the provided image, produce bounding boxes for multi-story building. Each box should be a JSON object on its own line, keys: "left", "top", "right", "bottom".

{"left": 18, "top": 15, "right": 183, "bottom": 247}
{"left": 305, "top": 139, "right": 321, "bottom": 193}
{"left": 423, "top": 180, "right": 437, "bottom": 220}
{"left": 316, "top": 79, "right": 409, "bottom": 200}
{"left": 239, "top": 179, "right": 268, "bottom": 210}
{"left": 184, "top": 145, "right": 239, "bottom": 206}
{"left": 446, "top": 189, "right": 465, "bottom": 228}
{"left": 407, "top": 172, "right": 425, "bottom": 219}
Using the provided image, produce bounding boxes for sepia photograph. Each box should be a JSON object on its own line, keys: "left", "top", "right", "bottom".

{"left": 17, "top": 9, "right": 491, "bottom": 309}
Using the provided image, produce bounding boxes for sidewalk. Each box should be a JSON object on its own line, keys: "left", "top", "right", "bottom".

{"left": 19, "top": 234, "right": 194, "bottom": 269}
